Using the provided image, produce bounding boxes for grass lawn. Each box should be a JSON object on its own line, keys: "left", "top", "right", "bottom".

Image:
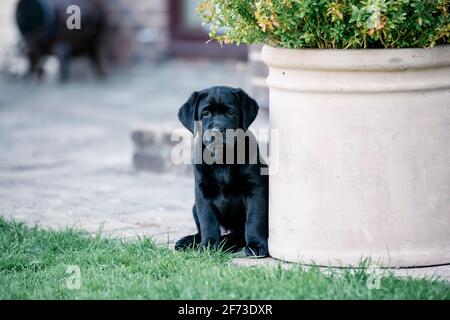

{"left": 0, "top": 218, "right": 449, "bottom": 299}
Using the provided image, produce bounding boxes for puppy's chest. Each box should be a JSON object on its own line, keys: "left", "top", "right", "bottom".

{"left": 199, "top": 168, "right": 250, "bottom": 199}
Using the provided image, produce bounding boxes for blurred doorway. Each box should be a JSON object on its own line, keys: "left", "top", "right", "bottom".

{"left": 169, "top": 0, "right": 247, "bottom": 60}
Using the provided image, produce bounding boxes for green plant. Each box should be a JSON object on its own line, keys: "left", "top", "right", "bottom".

{"left": 197, "top": 0, "right": 450, "bottom": 48}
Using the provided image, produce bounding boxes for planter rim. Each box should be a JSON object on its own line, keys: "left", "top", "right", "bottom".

{"left": 262, "top": 44, "right": 450, "bottom": 71}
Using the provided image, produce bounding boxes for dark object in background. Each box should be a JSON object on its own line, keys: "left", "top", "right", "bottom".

{"left": 175, "top": 86, "right": 269, "bottom": 257}
{"left": 16, "top": 0, "right": 107, "bottom": 81}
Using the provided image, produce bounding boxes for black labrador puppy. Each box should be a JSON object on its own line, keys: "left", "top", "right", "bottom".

{"left": 175, "top": 86, "right": 268, "bottom": 257}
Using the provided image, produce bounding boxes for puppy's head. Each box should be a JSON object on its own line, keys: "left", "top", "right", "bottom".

{"left": 178, "top": 86, "right": 259, "bottom": 142}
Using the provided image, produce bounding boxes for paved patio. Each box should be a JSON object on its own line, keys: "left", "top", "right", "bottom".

{"left": 0, "top": 58, "right": 255, "bottom": 244}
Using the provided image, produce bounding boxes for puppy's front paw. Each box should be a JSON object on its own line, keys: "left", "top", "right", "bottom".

{"left": 200, "top": 237, "right": 221, "bottom": 251}
{"left": 245, "top": 241, "right": 269, "bottom": 258}
{"left": 175, "top": 234, "right": 201, "bottom": 251}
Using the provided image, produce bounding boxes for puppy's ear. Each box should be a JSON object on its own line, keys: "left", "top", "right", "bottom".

{"left": 178, "top": 91, "right": 202, "bottom": 133}
{"left": 235, "top": 89, "right": 259, "bottom": 131}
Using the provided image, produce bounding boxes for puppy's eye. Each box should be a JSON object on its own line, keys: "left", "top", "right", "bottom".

{"left": 226, "top": 110, "right": 235, "bottom": 116}
{"left": 202, "top": 111, "right": 211, "bottom": 118}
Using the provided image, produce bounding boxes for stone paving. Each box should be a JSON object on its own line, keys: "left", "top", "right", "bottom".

{"left": 232, "top": 257, "right": 450, "bottom": 282}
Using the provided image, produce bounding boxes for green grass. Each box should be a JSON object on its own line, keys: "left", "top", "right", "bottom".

{"left": 0, "top": 218, "right": 449, "bottom": 299}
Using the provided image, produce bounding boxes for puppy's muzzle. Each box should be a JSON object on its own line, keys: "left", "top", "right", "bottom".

{"left": 203, "top": 128, "right": 224, "bottom": 145}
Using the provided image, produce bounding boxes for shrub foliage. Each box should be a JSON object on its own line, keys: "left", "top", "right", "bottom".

{"left": 198, "top": 0, "right": 449, "bottom": 48}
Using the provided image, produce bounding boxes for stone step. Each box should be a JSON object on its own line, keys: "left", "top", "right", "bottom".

{"left": 131, "top": 124, "right": 192, "bottom": 174}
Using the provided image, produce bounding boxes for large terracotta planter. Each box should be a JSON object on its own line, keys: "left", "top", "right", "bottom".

{"left": 262, "top": 45, "right": 450, "bottom": 267}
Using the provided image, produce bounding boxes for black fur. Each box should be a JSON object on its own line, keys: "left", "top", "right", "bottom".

{"left": 175, "top": 86, "right": 269, "bottom": 257}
